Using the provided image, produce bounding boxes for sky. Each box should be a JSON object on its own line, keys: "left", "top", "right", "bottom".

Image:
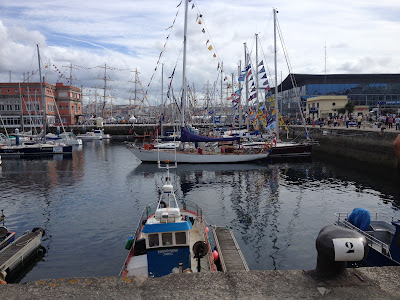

{"left": 0, "top": 0, "right": 399, "bottom": 107}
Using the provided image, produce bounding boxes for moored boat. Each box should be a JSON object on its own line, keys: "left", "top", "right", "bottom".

{"left": 0, "top": 142, "right": 73, "bottom": 156}
{"left": 120, "top": 161, "right": 218, "bottom": 277}
{"left": 335, "top": 208, "right": 400, "bottom": 267}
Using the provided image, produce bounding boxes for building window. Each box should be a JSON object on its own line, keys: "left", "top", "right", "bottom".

{"left": 332, "top": 102, "right": 336, "bottom": 106}
{"left": 15, "top": 104, "right": 20, "bottom": 110}
{"left": 7, "top": 89, "right": 10, "bottom": 93}
{"left": 317, "top": 103, "right": 319, "bottom": 108}
{"left": 6, "top": 104, "right": 12, "bottom": 111}
{"left": 0, "top": 104, "right": 4, "bottom": 111}
{"left": 14, "top": 89, "right": 18, "bottom": 93}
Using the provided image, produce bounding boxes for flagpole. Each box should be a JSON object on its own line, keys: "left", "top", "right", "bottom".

{"left": 255, "top": 33, "right": 259, "bottom": 106}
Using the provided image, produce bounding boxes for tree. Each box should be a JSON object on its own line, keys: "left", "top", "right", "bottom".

{"left": 337, "top": 107, "right": 346, "bottom": 115}
{"left": 345, "top": 101, "right": 355, "bottom": 116}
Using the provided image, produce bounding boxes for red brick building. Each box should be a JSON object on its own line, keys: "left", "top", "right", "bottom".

{"left": 0, "top": 81, "right": 81, "bottom": 130}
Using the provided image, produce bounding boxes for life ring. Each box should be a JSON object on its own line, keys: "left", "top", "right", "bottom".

{"left": 159, "top": 200, "right": 168, "bottom": 208}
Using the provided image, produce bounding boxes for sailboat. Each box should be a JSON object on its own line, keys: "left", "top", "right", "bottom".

{"left": 126, "top": 0, "right": 269, "bottom": 163}
{"left": 267, "top": 9, "right": 312, "bottom": 158}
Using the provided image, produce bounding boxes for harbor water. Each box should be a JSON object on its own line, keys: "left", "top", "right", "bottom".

{"left": 1, "top": 141, "right": 399, "bottom": 283}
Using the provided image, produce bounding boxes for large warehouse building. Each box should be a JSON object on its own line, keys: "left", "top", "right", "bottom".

{"left": 277, "top": 74, "right": 400, "bottom": 116}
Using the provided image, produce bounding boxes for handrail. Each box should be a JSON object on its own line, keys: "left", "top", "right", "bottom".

{"left": 334, "top": 216, "right": 392, "bottom": 259}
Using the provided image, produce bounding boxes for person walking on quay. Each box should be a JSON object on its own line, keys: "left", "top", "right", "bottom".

{"left": 357, "top": 114, "right": 362, "bottom": 129}
{"left": 388, "top": 115, "right": 393, "bottom": 129}
{"left": 395, "top": 115, "right": 400, "bottom": 131}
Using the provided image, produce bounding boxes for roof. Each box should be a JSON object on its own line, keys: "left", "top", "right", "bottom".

{"left": 142, "top": 219, "right": 192, "bottom": 234}
{"left": 279, "top": 74, "right": 400, "bottom": 92}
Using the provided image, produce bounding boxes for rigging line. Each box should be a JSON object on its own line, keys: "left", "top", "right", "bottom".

{"left": 145, "top": 4, "right": 181, "bottom": 94}
{"left": 277, "top": 19, "right": 307, "bottom": 128}
{"left": 192, "top": 0, "right": 223, "bottom": 66}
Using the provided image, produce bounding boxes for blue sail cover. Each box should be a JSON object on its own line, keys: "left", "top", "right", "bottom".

{"left": 180, "top": 127, "right": 240, "bottom": 142}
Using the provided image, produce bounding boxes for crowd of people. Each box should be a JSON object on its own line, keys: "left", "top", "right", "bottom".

{"left": 284, "top": 114, "right": 400, "bottom": 131}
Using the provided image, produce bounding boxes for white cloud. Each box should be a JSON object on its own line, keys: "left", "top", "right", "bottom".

{"left": 0, "top": 0, "right": 399, "bottom": 107}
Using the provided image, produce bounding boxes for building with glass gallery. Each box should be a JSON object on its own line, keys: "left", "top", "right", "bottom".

{"left": 277, "top": 74, "right": 400, "bottom": 116}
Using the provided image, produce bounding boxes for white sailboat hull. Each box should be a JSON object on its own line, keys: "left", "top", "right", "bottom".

{"left": 127, "top": 146, "right": 269, "bottom": 163}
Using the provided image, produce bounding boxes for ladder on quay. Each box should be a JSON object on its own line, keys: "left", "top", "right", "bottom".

{"left": 212, "top": 226, "right": 249, "bottom": 272}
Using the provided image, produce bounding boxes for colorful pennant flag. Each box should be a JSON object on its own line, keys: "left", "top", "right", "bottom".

{"left": 258, "top": 60, "right": 263, "bottom": 67}
{"left": 261, "top": 74, "right": 267, "bottom": 79}
{"left": 258, "top": 66, "right": 265, "bottom": 74}
{"left": 208, "top": 45, "right": 213, "bottom": 50}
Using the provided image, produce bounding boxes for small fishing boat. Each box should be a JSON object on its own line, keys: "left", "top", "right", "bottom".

{"left": 0, "top": 210, "right": 16, "bottom": 251}
{"left": 335, "top": 208, "right": 400, "bottom": 267}
{"left": 120, "top": 160, "right": 217, "bottom": 277}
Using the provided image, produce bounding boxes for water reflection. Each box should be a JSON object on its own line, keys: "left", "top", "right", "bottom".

{"left": 1, "top": 143, "right": 400, "bottom": 282}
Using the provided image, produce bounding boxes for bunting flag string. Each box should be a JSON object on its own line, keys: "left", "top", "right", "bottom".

{"left": 145, "top": 4, "right": 181, "bottom": 93}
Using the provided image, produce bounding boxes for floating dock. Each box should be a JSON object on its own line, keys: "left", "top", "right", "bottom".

{"left": 212, "top": 226, "right": 249, "bottom": 272}
{"left": 0, "top": 230, "right": 43, "bottom": 281}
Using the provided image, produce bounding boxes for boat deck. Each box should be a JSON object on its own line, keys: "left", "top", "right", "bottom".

{"left": 0, "top": 231, "right": 42, "bottom": 275}
{"left": 212, "top": 227, "right": 249, "bottom": 272}
{"left": 189, "top": 226, "right": 210, "bottom": 272}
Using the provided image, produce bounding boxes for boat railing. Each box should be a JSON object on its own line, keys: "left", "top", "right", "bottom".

{"left": 179, "top": 199, "right": 203, "bottom": 221}
{"left": 334, "top": 212, "right": 392, "bottom": 257}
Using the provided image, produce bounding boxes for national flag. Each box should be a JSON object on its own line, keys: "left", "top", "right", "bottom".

{"left": 245, "top": 64, "right": 251, "bottom": 71}
{"left": 258, "top": 66, "right": 265, "bottom": 74}
{"left": 213, "top": 53, "right": 216, "bottom": 58}
{"left": 247, "top": 70, "right": 252, "bottom": 77}
{"left": 261, "top": 74, "right": 267, "bottom": 79}
{"left": 249, "top": 76, "right": 253, "bottom": 81}
{"left": 192, "top": 3, "right": 195, "bottom": 8}
{"left": 258, "top": 60, "right": 263, "bottom": 67}
{"left": 238, "top": 74, "right": 245, "bottom": 81}
{"left": 208, "top": 45, "right": 213, "bottom": 50}
{"left": 198, "top": 20, "right": 202, "bottom": 24}
{"left": 227, "top": 96, "right": 232, "bottom": 100}
{"left": 45, "top": 65, "right": 48, "bottom": 68}
{"left": 202, "top": 28, "right": 205, "bottom": 33}
{"left": 265, "top": 84, "right": 271, "bottom": 90}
